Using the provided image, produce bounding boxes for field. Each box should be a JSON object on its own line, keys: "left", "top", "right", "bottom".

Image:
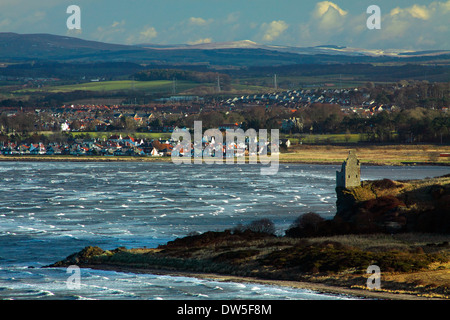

{"left": 285, "top": 133, "right": 363, "bottom": 144}
{"left": 10, "top": 78, "right": 278, "bottom": 97}
{"left": 15, "top": 80, "right": 197, "bottom": 94}
{"left": 9, "top": 73, "right": 386, "bottom": 97}
{"left": 236, "top": 75, "right": 390, "bottom": 90}
{"left": 280, "top": 144, "right": 450, "bottom": 165}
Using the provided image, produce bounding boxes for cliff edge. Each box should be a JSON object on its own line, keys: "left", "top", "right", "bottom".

{"left": 335, "top": 174, "right": 450, "bottom": 234}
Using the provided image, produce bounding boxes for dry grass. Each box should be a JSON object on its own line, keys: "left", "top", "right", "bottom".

{"left": 282, "top": 144, "right": 450, "bottom": 165}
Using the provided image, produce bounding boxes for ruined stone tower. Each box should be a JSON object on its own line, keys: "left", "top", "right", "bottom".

{"left": 336, "top": 150, "right": 361, "bottom": 188}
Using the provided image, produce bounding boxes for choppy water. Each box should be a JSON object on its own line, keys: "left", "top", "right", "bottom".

{"left": 1, "top": 161, "right": 448, "bottom": 300}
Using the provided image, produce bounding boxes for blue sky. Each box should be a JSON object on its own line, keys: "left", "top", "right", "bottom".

{"left": 0, "top": 0, "right": 449, "bottom": 50}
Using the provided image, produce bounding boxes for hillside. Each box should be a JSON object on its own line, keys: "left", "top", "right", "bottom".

{"left": 2, "top": 32, "right": 450, "bottom": 67}
{"left": 0, "top": 32, "right": 142, "bottom": 61}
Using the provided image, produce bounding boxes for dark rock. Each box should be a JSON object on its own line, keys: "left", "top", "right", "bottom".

{"left": 44, "top": 246, "right": 105, "bottom": 267}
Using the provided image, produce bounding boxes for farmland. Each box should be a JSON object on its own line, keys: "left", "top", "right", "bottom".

{"left": 16, "top": 80, "right": 196, "bottom": 94}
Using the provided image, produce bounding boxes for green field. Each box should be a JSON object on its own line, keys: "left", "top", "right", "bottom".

{"left": 281, "top": 133, "right": 362, "bottom": 144}
{"left": 9, "top": 74, "right": 385, "bottom": 96}
{"left": 16, "top": 80, "right": 199, "bottom": 94}
{"left": 237, "top": 75, "right": 391, "bottom": 90}
{"left": 14, "top": 79, "right": 278, "bottom": 95}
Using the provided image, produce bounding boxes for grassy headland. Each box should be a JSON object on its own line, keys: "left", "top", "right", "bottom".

{"left": 48, "top": 232, "right": 450, "bottom": 300}
{"left": 48, "top": 174, "right": 450, "bottom": 300}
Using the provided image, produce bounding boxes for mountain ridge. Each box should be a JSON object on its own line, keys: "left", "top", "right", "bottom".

{"left": 1, "top": 32, "right": 449, "bottom": 66}
{"left": 138, "top": 39, "right": 450, "bottom": 58}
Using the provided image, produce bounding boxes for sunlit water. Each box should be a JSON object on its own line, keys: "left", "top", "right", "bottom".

{"left": 1, "top": 161, "right": 448, "bottom": 300}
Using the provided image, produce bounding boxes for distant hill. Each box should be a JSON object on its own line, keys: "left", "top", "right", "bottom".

{"left": 140, "top": 40, "right": 450, "bottom": 59}
{"left": 1, "top": 32, "right": 450, "bottom": 67}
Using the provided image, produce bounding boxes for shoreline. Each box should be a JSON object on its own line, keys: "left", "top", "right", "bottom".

{"left": 74, "top": 264, "right": 445, "bottom": 301}
{"left": 1, "top": 143, "right": 449, "bottom": 166}
{"left": 0, "top": 155, "right": 448, "bottom": 166}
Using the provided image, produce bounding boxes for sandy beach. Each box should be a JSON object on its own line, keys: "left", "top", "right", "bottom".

{"left": 76, "top": 264, "right": 447, "bottom": 300}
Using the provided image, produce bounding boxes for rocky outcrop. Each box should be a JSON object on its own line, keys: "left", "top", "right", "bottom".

{"left": 335, "top": 175, "right": 450, "bottom": 234}
{"left": 45, "top": 246, "right": 106, "bottom": 267}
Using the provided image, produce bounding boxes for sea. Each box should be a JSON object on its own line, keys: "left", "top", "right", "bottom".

{"left": 0, "top": 161, "right": 448, "bottom": 300}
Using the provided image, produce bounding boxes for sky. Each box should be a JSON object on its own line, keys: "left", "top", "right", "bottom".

{"left": 0, "top": 0, "right": 449, "bottom": 50}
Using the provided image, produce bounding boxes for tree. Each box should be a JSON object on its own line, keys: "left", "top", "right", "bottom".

{"left": 285, "top": 212, "right": 325, "bottom": 237}
{"left": 246, "top": 218, "right": 276, "bottom": 235}
{"left": 70, "top": 119, "right": 81, "bottom": 131}
{"left": 431, "top": 117, "right": 450, "bottom": 144}
{"left": 149, "top": 118, "right": 162, "bottom": 129}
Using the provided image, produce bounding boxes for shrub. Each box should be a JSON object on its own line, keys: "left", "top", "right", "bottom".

{"left": 285, "top": 212, "right": 325, "bottom": 238}
{"left": 261, "top": 242, "right": 373, "bottom": 273}
{"left": 260, "top": 242, "right": 447, "bottom": 274}
{"left": 213, "top": 249, "right": 260, "bottom": 263}
{"left": 372, "top": 179, "right": 398, "bottom": 189}
{"left": 245, "top": 218, "right": 276, "bottom": 235}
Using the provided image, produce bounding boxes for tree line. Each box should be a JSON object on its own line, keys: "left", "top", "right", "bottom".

{"left": 133, "top": 69, "right": 231, "bottom": 87}
{"left": 1, "top": 105, "right": 448, "bottom": 144}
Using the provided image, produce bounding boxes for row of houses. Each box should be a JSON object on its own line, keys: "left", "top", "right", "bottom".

{"left": 171, "top": 137, "right": 280, "bottom": 158}
{"left": 222, "top": 89, "right": 355, "bottom": 107}
{"left": 221, "top": 89, "right": 401, "bottom": 115}
{"left": 1, "top": 135, "right": 169, "bottom": 157}
{"left": 1, "top": 134, "right": 284, "bottom": 157}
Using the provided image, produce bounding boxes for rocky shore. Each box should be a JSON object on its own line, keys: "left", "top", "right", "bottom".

{"left": 46, "top": 231, "right": 450, "bottom": 300}
{"left": 46, "top": 173, "right": 450, "bottom": 300}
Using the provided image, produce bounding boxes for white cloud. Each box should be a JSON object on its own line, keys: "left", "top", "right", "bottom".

{"left": 139, "top": 26, "right": 158, "bottom": 41}
{"left": 299, "top": 1, "right": 349, "bottom": 35}
{"left": 261, "top": 20, "right": 288, "bottom": 42}
{"left": 375, "top": 0, "right": 450, "bottom": 48}
{"left": 111, "top": 21, "right": 123, "bottom": 28}
{"left": 294, "top": 1, "right": 350, "bottom": 45}
{"left": 293, "top": 0, "right": 450, "bottom": 50}
{"left": 93, "top": 20, "right": 126, "bottom": 43}
{"left": 188, "top": 17, "right": 212, "bottom": 26}
{"left": 314, "top": 1, "right": 348, "bottom": 18}
{"left": 126, "top": 26, "right": 158, "bottom": 44}
{"left": 390, "top": 4, "right": 431, "bottom": 20}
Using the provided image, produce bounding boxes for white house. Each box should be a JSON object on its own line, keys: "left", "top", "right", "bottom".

{"left": 61, "top": 122, "right": 70, "bottom": 132}
{"left": 151, "top": 148, "right": 161, "bottom": 157}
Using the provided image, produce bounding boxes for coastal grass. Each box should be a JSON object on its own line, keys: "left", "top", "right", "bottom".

{"left": 280, "top": 144, "right": 450, "bottom": 165}
{"left": 52, "top": 232, "right": 450, "bottom": 299}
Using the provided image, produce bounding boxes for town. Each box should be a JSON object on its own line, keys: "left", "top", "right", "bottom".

{"left": 0, "top": 82, "right": 449, "bottom": 158}
{"left": 0, "top": 131, "right": 279, "bottom": 159}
